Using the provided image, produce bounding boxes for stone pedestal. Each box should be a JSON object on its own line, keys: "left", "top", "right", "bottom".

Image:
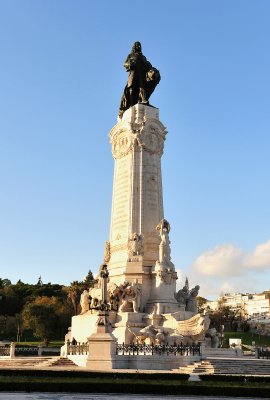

{"left": 86, "top": 311, "right": 118, "bottom": 370}
{"left": 86, "top": 331, "right": 118, "bottom": 370}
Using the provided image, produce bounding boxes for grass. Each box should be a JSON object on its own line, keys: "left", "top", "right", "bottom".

{"left": 15, "top": 341, "right": 64, "bottom": 347}
{"left": 225, "top": 331, "right": 270, "bottom": 347}
{"left": 1, "top": 373, "right": 270, "bottom": 397}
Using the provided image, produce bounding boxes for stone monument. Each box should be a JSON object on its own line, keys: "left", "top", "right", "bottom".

{"left": 63, "top": 42, "right": 210, "bottom": 369}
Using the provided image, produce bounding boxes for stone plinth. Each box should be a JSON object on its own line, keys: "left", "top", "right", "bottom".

{"left": 86, "top": 331, "right": 118, "bottom": 370}
{"left": 86, "top": 310, "right": 118, "bottom": 370}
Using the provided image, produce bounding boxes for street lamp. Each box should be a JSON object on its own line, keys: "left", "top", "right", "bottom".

{"left": 220, "top": 324, "right": 225, "bottom": 348}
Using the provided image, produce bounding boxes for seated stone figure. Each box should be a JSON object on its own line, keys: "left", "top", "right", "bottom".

{"left": 205, "top": 327, "right": 219, "bottom": 348}
{"left": 80, "top": 290, "right": 90, "bottom": 314}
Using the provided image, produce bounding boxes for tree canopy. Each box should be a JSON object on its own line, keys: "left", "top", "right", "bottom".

{"left": 0, "top": 271, "right": 94, "bottom": 342}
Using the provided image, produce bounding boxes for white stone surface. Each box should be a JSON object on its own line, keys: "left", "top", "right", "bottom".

{"left": 67, "top": 104, "right": 208, "bottom": 370}
{"left": 70, "top": 311, "right": 117, "bottom": 343}
{"left": 86, "top": 331, "right": 118, "bottom": 370}
{"left": 109, "top": 105, "right": 166, "bottom": 270}
{"left": 108, "top": 104, "right": 177, "bottom": 311}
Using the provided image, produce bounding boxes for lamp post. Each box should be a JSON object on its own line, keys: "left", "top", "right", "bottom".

{"left": 220, "top": 324, "right": 225, "bottom": 348}
{"left": 96, "top": 264, "right": 111, "bottom": 333}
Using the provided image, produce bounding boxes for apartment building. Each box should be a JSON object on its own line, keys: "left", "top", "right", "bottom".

{"left": 204, "top": 291, "right": 270, "bottom": 319}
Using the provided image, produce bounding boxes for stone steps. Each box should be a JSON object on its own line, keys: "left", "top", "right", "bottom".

{"left": 0, "top": 356, "right": 78, "bottom": 368}
{"left": 0, "top": 357, "right": 53, "bottom": 368}
{"left": 180, "top": 358, "right": 270, "bottom": 375}
{"left": 180, "top": 361, "right": 214, "bottom": 374}
{"left": 44, "top": 357, "right": 78, "bottom": 367}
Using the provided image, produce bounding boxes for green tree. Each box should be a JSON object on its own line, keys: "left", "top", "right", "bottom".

{"left": 0, "top": 315, "right": 17, "bottom": 340}
{"left": 207, "top": 296, "right": 244, "bottom": 331}
{"left": 197, "top": 296, "right": 208, "bottom": 313}
{"left": 0, "top": 316, "right": 7, "bottom": 338}
{"left": 0, "top": 286, "right": 19, "bottom": 315}
{"left": 22, "top": 296, "right": 72, "bottom": 343}
{"left": 67, "top": 281, "right": 84, "bottom": 315}
{"left": 84, "top": 270, "right": 95, "bottom": 288}
{"left": 22, "top": 300, "right": 58, "bottom": 345}
{"left": 0, "top": 279, "right": 12, "bottom": 288}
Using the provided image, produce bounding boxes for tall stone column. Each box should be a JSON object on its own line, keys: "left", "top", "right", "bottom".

{"left": 107, "top": 104, "right": 167, "bottom": 307}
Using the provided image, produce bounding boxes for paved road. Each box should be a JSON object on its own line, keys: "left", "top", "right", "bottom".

{"left": 0, "top": 394, "right": 264, "bottom": 400}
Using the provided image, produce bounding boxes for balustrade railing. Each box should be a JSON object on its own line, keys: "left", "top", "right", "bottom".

{"left": 67, "top": 342, "right": 88, "bottom": 355}
{"left": 116, "top": 342, "right": 201, "bottom": 356}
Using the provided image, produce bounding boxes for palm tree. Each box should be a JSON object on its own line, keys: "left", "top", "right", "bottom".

{"left": 67, "top": 281, "right": 83, "bottom": 315}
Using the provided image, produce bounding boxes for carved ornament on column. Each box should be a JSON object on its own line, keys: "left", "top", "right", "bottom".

{"left": 128, "top": 233, "right": 144, "bottom": 257}
{"left": 136, "top": 120, "right": 166, "bottom": 155}
{"left": 104, "top": 241, "right": 111, "bottom": 263}
{"left": 110, "top": 119, "right": 167, "bottom": 159}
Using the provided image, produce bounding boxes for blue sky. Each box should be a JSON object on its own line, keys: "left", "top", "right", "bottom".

{"left": 0, "top": 1, "right": 269, "bottom": 299}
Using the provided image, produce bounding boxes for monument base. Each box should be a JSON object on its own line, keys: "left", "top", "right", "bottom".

{"left": 86, "top": 331, "right": 118, "bottom": 370}
{"left": 68, "top": 309, "right": 209, "bottom": 346}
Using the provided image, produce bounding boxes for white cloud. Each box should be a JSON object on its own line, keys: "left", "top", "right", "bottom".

{"left": 191, "top": 244, "right": 244, "bottom": 278}
{"left": 187, "top": 239, "right": 270, "bottom": 299}
{"left": 190, "top": 239, "right": 270, "bottom": 280}
{"left": 246, "top": 239, "right": 270, "bottom": 269}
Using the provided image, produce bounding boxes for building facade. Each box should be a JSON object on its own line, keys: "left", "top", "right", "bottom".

{"left": 204, "top": 291, "right": 270, "bottom": 319}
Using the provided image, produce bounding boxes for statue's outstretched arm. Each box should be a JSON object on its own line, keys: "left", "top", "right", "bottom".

{"left": 124, "top": 55, "right": 134, "bottom": 71}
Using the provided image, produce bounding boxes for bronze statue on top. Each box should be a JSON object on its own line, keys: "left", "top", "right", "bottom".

{"left": 119, "top": 42, "right": 161, "bottom": 118}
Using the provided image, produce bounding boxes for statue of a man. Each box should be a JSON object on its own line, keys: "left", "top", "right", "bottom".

{"left": 175, "top": 284, "right": 190, "bottom": 307}
{"left": 186, "top": 285, "right": 200, "bottom": 313}
{"left": 119, "top": 42, "right": 160, "bottom": 118}
{"left": 156, "top": 219, "right": 172, "bottom": 266}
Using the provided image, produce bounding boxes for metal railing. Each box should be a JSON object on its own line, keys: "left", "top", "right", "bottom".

{"left": 257, "top": 347, "right": 270, "bottom": 359}
{"left": 0, "top": 345, "right": 10, "bottom": 356}
{"left": 15, "top": 346, "right": 38, "bottom": 356}
{"left": 116, "top": 342, "right": 201, "bottom": 356}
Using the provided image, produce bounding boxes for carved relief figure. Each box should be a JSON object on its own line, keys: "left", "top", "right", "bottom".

{"left": 104, "top": 241, "right": 111, "bottom": 263}
{"left": 135, "top": 325, "right": 184, "bottom": 345}
{"left": 157, "top": 267, "right": 177, "bottom": 285}
{"left": 118, "top": 282, "right": 142, "bottom": 313}
{"left": 175, "top": 279, "right": 190, "bottom": 306}
{"left": 88, "top": 265, "right": 110, "bottom": 309}
{"left": 205, "top": 328, "right": 219, "bottom": 348}
{"left": 186, "top": 285, "right": 200, "bottom": 313}
{"left": 175, "top": 280, "right": 200, "bottom": 313}
{"left": 108, "top": 281, "right": 129, "bottom": 311}
{"left": 88, "top": 286, "right": 102, "bottom": 309}
{"left": 119, "top": 42, "right": 161, "bottom": 118}
{"left": 136, "top": 325, "right": 163, "bottom": 345}
{"left": 80, "top": 290, "right": 90, "bottom": 314}
{"left": 128, "top": 233, "right": 143, "bottom": 257}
